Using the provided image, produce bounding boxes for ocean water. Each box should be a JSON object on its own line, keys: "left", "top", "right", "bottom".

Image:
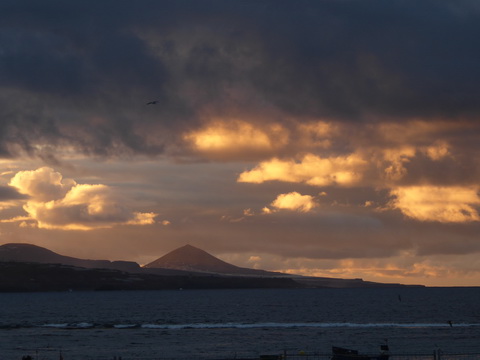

{"left": 1, "top": 287, "right": 480, "bottom": 360}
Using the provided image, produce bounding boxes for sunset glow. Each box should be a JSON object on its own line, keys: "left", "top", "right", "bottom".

{"left": 1, "top": 1, "right": 480, "bottom": 286}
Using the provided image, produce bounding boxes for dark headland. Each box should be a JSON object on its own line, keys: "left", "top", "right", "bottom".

{"left": 0, "top": 243, "right": 423, "bottom": 292}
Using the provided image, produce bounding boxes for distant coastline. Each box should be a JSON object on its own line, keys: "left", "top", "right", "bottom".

{"left": 0, "top": 261, "right": 304, "bottom": 292}
{"left": 0, "top": 243, "right": 424, "bottom": 291}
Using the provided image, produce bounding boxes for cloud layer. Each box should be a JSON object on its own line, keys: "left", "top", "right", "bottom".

{"left": 1, "top": 1, "right": 480, "bottom": 285}
{"left": 8, "top": 167, "right": 156, "bottom": 230}
{"left": 389, "top": 186, "right": 480, "bottom": 223}
{"left": 1, "top": 1, "right": 480, "bottom": 158}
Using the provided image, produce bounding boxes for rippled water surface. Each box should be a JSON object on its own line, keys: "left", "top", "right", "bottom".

{"left": 1, "top": 288, "right": 479, "bottom": 359}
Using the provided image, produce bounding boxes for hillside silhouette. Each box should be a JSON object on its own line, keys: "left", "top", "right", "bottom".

{"left": 144, "top": 244, "right": 281, "bottom": 276}
{"left": 0, "top": 243, "right": 141, "bottom": 273}
{"left": 0, "top": 243, "right": 422, "bottom": 290}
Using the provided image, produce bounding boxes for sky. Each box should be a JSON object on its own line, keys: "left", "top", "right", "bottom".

{"left": 1, "top": 0, "right": 480, "bottom": 286}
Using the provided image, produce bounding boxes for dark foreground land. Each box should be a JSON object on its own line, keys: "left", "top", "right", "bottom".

{"left": 0, "top": 261, "right": 421, "bottom": 292}
{"left": 0, "top": 262, "right": 302, "bottom": 292}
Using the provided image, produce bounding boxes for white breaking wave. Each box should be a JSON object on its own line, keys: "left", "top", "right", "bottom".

{"left": 41, "top": 323, "right": 69, "bottom": 328}
{"left": 113, "top": 324, "right": 139, "bottom": 329}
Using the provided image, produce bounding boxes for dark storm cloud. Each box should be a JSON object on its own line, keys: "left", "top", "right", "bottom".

{"left": 248, "top": 0, "right": 480, "bottom": 119}
{"left": 0, "top": 1, "right": 168, "bottom": 95}
{"left": 1, "top": 0, "right": 479, "bottom": 157}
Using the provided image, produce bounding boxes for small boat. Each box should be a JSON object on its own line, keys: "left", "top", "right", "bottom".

{"left": 259, "top": 355, "right": 282, "bottom": 360}
{"left": 331, "top": 344, "right": 389, "bottom": 360}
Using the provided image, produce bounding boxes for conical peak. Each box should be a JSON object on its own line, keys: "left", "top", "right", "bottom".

{"left": 174, "top": 244, "right": 209, "bottom": 255}
{"left": 143, "top": 245, "right": 280, "bottom": 276}
{"left": 144, "top": 244, "right": 238, "bottom": 273}
{"left": 178, "top": 244, "right": 200, "bottom": 251}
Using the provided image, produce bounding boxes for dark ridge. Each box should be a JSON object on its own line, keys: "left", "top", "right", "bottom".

{"left": 0, "top": 243, "right": 141, "bottom": 273}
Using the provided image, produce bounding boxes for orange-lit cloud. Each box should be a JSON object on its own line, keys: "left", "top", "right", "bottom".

{"left": 238, "top": 153, "right": 366, "bottom": 186}
{"left": 184, "top": 119, "right": 289, "bottom": 159}
{"left": 423, "top": 140, "right": 450, "bottom": 161}
{"left": 262, "top": 207, "right": 272, "bottom": 214}
{"left": 380, "top": 146, "right": 416, "bottom": 181}
{"left": 243, "top": 208, "right": 254, "bottom": 216}
{"left": 8, "top": 167, "right": 157, "bottom": 230}
{"left": 373, "top": 140, "right": 451, "bottom": 182}
{"left": 279, "top": 260, "right": 470, "bottom": 285}
{"left": 253, "top": 252, "right": 480, "bottom": 286}
{"left": 0, "top": 215, "right": 31, "bottom": 223}
{"left": 9, "top": 167, "right": 76, "bottom": 202}
{"left": 268, "top": 191, "right": 317, "bottom": 213}
{"left": 216, "top": 248, "right": 480, "bottom": 286}
{"left": 183, "top": 119, "right": 342, "bottom": 161}
{"left": 389, "top": 185, "right": 480, "bottom": 223}
{"left": 296, "top": 121, "right": 336, "bottom": 149}
{"left": 246, "top": 255, "right": 263, "bottom": 269}
{"left": 374, "top": 120, "right": 466, "bottom": 144}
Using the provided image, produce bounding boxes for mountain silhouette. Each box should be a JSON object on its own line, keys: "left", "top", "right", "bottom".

{"left": 144, "top": 244, "right": 282, "bottom": 276}
{"left": 0, "top": 243, "right": 423, "bottom": 288}
{"left": 0, "top": 243, "right": 141, "bottom": 273}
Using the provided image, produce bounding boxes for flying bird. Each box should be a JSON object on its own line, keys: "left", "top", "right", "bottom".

{"left": 146, "top": 100, "right": 158, "bottom": 105}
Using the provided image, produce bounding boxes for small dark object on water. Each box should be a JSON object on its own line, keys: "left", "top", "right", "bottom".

{"left": 332, "top": 343, "right": 389, "bottom": 360}
{"left": 260, "top": 356, "right": 282, "bottom": 360}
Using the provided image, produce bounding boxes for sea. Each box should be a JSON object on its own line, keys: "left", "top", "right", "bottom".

{"left": 1, "top": 287, "right": 479, "bottom": 360}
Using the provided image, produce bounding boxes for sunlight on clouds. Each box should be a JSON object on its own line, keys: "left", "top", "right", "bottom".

{"left": 0, "top": 200, "right": 21, "bottom": 211}
{"left": 423, "top": 140, "right": 450, "bottom": 160}
{"left": 238, "top": 153, "right": 366, "bottom": 186}
{"left": 247, "top": 256, "right": 262, "bottom": 269}
{"left": 0, "top": 170, "right": 15, "bottom": 177}
{"left": 184, "top": 119, "right": 339, "bottom": 160}
{"left": 376, "top": 140, "right": 450, "bottom": 182}
{"left": 278, "top": 256, "right": 480, "bottom": 286}
{"left": 243, "top": 208, "right": 254, "bottom": 216}
{"left": 381, "top": 146, "right": 416, "bottom": 181}
{"left": 8, "top": 167, "right": 157, "bottom": 230}
{"left": 61, "top": 184, "right": 115, "bottom": 215}
{"left": 298, "top": 121, "right": 334, "bottom": 137}
{"left": 335, "top": 258, "right": 480, "bottom": 285}
{"left": 269, "top": 192, "right": 317, "bottom": 212}
{"left": 297, "top": 121, "right": 336, "bottom": 148}
{"left": 262, "top": 207, "right": 272, "bottom": 214}
{"left": 390, "top": 186, "right": 480, "bottom": 223}
{"left": 9, "top": 166, "right": 76, "bottom": 202}
{"left": 0, "top": 215, "right": 31, "bottom": 223}
{"left": 238, "top": 245, "right": 480, "bottom": 287}
{"left": 127, "top": 212, "right": 158, "bottom": 226}
{"left": 184, "top": 120, "right": 289, "bottom": 158}
{"left": 375, "top": 120, "right": 463, "bottom": 143}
